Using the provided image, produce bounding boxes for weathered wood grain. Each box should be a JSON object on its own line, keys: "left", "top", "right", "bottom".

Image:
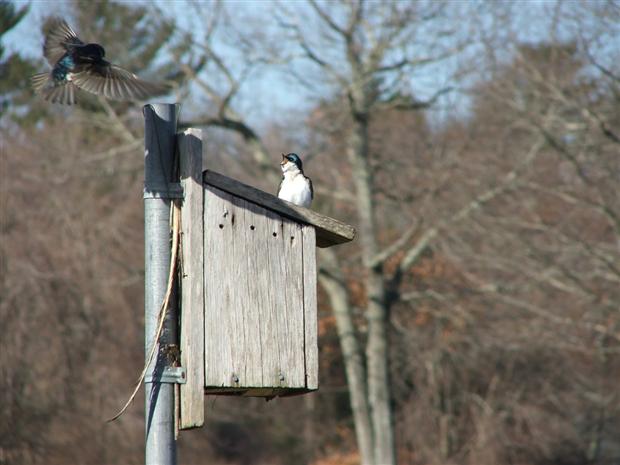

{"left": 302, "top": 225, "right": 318, "bottom": 390}
{"left": 204, "top": 185, "right": 307, "bottom": 390}
{"left": 203, "top": 170, "right": 355, "bottom": 248}
{"left": 178, "top": 128, "right": 205, "bottom": 429}
{"left": 203, "top": 187, "right": 235, "bottom": 388}
{"left": 233, "top": 194, "right": 266, "bottom": 386}
{"left": 265, "top": 207, "right": 305, "bottom": 387}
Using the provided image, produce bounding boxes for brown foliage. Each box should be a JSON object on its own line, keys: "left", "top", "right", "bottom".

{"left": 3, "top": 2, "right": 620, "bottom": 464}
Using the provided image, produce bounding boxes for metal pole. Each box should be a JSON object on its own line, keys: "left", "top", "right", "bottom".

{"left": 144, "top": 103, "right": 179, "bottom": 465}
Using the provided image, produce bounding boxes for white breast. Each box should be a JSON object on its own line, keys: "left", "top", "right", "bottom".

{"left": 278, "top": 174, "right": 312, "bottom": 208}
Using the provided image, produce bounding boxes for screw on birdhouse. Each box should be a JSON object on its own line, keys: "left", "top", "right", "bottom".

{"left": 223, "top": 208, "right": 228, "bottom": 218}
{"left": 232, "top": 374, "right": 239, "bottom": 384}
{"left": 279, "top": 373, "right": 285, "bottom": 382}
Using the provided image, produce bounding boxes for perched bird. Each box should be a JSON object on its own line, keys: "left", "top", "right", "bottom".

{"left": 277, "top": 153, "right": 313, "bottom": 208}
{"left": 31, "top": 17, "right": 168, "bottom": 105}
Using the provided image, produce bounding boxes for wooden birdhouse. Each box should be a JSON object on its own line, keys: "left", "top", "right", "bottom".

{"left": 177, "top": 130, "right": 355, "bottom": 429}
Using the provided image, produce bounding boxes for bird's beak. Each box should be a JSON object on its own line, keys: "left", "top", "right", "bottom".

{"left": 281, "top": 154, "right": 287, "bottom": 165}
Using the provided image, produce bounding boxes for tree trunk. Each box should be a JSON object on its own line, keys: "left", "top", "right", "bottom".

{"left": 366, "top": 271, "right": 394, "bottom": 465}
{"left": 319, "top": 249, "right": 375, "bottom": 465}
{"left": 347, "top": 116, "right": 395, "bottom": 465}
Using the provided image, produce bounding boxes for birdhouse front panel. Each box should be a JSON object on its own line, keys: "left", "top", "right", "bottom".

{"left": 203, "top": 185, "right": 317, "bottom": 392}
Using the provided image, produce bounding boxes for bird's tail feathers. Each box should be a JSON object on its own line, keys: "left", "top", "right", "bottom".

{"left": 31, "top": 73, "right": 77, "bottom": 105}
{"left": 46, "top": 82, "right": 77, "bottom": 105}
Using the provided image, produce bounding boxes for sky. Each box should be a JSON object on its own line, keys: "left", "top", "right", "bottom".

{"left": 4, "top": 1, "right": 312, "bottom": 126}
{"left": 1, "top": 1, "right": 474, "bottom": 123}
{"left": 3, "top": 0, "right": 592, "bottom": 130}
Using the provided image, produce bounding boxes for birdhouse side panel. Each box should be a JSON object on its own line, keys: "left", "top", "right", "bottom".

{"left": 302, "top": 225, "right": 318, "bottom": 390}
{"left": 204, "top": 186, "right": 307, "bottom": 390}
{"left": 178, "top": 130, "right": 205, "bottom": 429}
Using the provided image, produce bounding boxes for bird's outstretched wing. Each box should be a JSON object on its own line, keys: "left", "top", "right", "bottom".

{"left": 43, "top": 18, "right": 83, "bottom": 65}
{"left": 71, "top": 63, "right": 169, "bottom": 101}
{"left": 31, "top": 72, "right": 78, "bottom": 105}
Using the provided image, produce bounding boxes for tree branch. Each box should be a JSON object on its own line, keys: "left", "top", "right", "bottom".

{"left": 308, "top": 0, "right": 347, "bottom": 36}
{"left": 380, "top": 86, "right": 453, "bottom": 111}
{"left": 395, "top": 136, "right": 545, "bottom": 274}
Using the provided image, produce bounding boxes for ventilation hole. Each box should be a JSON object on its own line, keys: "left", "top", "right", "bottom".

{"left": 272, "top": 232, "right": 277, "bottom": 237}
{"left": 250, "top": 225, "right": 255, "bottom": 231}
{"left": 290, "top": 236, "right": 295, "bottom": 242}
{"left": 218, "top": 224, "right": 224, "bottom": 229}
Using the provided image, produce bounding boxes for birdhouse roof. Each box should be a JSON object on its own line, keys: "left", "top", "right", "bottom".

{"left": 203, "top": 170, "right": 356, "bottom": 248}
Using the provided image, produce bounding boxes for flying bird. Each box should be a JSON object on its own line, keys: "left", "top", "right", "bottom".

{"left": 31, "top": 17, "right": 168, "bottom": 105}
{"left": 277, "top": 153, "right": 313, "bottom": 208}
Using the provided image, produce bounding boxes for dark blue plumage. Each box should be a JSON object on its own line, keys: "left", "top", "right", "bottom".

{"left": 284, "top": 153, "right": 304, "bottom": 171}
{"left": 31, "top": 18, "right": 168, "bottom": 105}
{"left": 51, "top": 57, "right": 71, "bottom": 82}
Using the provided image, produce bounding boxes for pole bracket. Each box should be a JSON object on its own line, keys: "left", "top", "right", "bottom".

{"left": 144, "top": 183, "right": 184, "bottom": 199}
{"left": 145, "top": 366, "right": 187, "bottom": 384}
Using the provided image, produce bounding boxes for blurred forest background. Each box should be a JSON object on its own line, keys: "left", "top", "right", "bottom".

{"left": 1, "top": 1, "right": 619, "bottom": 464}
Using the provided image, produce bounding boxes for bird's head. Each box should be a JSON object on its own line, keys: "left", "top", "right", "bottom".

{"left": 281, "top": 153, "right": 303, "bottom": 173}
{"left": 83, "top": 43, "right": 105, "bottom": 59}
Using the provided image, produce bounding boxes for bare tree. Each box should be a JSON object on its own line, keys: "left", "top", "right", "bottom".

{"left": 378, "top": 2, "right": 620, "bottom": 462}
{"left": 276, "top": 2, "right": 472, "bottom": 463}
{"left": 6, "top": 1, "right": 618, "bottom": 464}
{"left": 174, "top": 1, "right": 476, "bottom": 463}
